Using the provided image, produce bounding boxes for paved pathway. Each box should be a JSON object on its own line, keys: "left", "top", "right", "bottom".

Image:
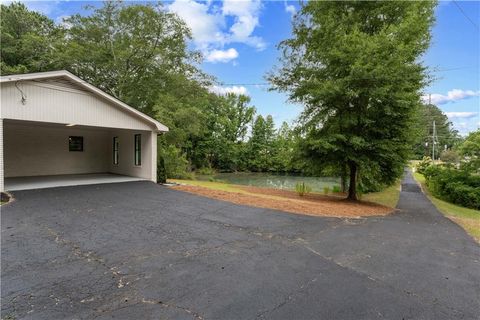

{"left": 2, "top": 169, "right": 479, "bottom": 319}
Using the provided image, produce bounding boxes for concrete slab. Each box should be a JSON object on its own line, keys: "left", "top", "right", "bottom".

{"left": 4, "top": 173, "right": 147, "bottom": 191}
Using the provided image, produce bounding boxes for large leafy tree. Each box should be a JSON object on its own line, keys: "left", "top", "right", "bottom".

{"left": 248, "top": 115, "right": 277, "bottom": 171}
{"left": 0, "top": 2, "right": 60, "bottom": 74}
{"left": 412, "top": 103, "right": 461, "bottom": 159}
{"left": 56, "top": 1, "right": 205, "bottom": 116}
{"left": 269, "top": 1, "right": 436, "bottom": 199}
{"left": 459, "top": 129, "right": 480, "bottom": 172}
{"left": 207, "top": 94, "right": 256, "bottom": 170}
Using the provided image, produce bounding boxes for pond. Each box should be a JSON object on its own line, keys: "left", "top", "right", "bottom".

{"left": 197, "top": 172, "right": 341, "bottom": 192}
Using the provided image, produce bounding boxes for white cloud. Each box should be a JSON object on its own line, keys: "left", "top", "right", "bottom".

{"left": 445, "top": 112, "right": 478, "bottom": 119}
{"left": 210, "top": 85, "right": 249, "bottom": 96}
{"left": 168, "top": 0, "right": 265, "bottom": 63}
{"left": 284, "top": 1, "right": 296, "bottom": 17}
{"left": 222, "top": 0, "right": 266, "bottom": 50}
{"left": 423, "top": 89, "right": 480, "bottom": 105}
{"left": 169, "top": 0, "right": 225, "bottom": 51}
{"left": 205, "top": 48, "right": 239, "bottom": 63}
{"left": 55, "top": 15, "right": 72, "bottom": 28}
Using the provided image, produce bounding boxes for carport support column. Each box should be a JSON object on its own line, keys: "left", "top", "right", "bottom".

{"left": 151, "top": 132, "right": 158, "bottom": 183}
{"left": 0, "top": 119, "right": 4, "bottom": 192}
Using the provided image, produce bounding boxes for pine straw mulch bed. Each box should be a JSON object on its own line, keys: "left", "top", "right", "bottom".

{"left": 171, "top": 184, "right": 394, "bottom": 218}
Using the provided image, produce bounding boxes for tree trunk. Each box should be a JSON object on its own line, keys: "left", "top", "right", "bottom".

{"left": 347, "top": 162, "right": 358, "bottom": 201}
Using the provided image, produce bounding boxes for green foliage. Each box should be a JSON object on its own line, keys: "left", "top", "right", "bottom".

{"left": 323, "top": 186, "right": 330, "bottom": 195}
{"left": 459, "top": 129, "right": 480, "bottom": 172}
{"left": 423, "top": 165, "right": 480, "bottom": 210}
{"left": 295, "top": 182, "right": 311, "bottom": 197}
{"left": 440, "top": 149, "right": 459, "bottom": 165}
{"left": 332, "top": 185, "right": 341, "bottom": 193}
{"left": 159, "top": 144, "right": 192, "bottom": 179}
{"left": 1, "top": 2, "right": 60, "bottom": 74}
{"left": 269, "top": 1, "right": 436, "bottom": 200}
{"left": 412, "top": 104, "right": 462, "bottom": 160}
{"left": 157, "top": 157, "right": 167, "bottom": 184}
{"left": 416, "top": 156, "right": 433, "bottom": 175}
{"left": 196, "top": 167, "right": 216, "bottom": 176}
{"left": 247, "top": 115, "right": 276, "bottom": 171}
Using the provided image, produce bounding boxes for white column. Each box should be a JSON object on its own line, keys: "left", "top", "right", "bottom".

{"left": 151, "top": 131, "right": 158, "bottom": 183}
{"left": 0, "top": 119, "right": 4, "bottom": 192}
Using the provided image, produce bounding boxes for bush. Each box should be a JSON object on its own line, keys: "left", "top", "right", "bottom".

{"left": 197, "top": 166, "right": 216, "bottom": 175}
{"left": 422, "top": 165, "right": 480, "bottom": 210}
{"left": 323, "top": 186, "right": 330, "bottom": 194}
{"left": 416, "top": 156, "right": 433, "bottom": 175}
{"left": 157, "top": 157, "right": 167, "bottom": 183}
{"left": 332, "top": 185, "right": 341, "bottom": 193}
{"left": 159, "top": 145, "right": 192, "bottom": 179}
{"left": 295, "top": 182, "right": 311, "bottom": 197}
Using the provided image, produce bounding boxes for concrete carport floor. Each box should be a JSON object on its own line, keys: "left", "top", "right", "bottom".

{"left": 4, "top": 173, "right": 147, "bottom": 191}
{"left": 1, "top": 169, "right": 479, "bottom": 319}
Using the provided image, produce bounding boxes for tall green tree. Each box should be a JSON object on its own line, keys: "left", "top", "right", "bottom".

{"left": 56, "top": 1, "right": 204, "bottom": 116}
{"left": 0, "top": 2, "right": 60, "bottom": 74}
{"left": 248, "top": 115, "right": 277, "bottom": 171}
{"left": 269, "top": 1, "right": 436, "bottom": 199}
{"left": 207, "top": 94, "right": 256, "bottom": 170}
{"left": 412, "top": 103, "right": 461, "bottom": 159}
{"left": 459, "top": 129, "right": 480, "bottom": 172}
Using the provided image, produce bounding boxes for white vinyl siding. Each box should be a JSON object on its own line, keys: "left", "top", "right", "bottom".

{"left": 1, "top": 81, "right": 153, "bottom": 131}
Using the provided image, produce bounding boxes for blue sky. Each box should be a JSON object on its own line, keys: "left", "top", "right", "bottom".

{"left": 21, "top": 0, "right": 480, "bottom": 135}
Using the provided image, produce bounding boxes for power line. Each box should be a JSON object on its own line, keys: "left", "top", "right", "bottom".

{"left": 221, "top": 66, "right": 478, "bottom": 86}
{"left": 452, "top": 0, "right": 479, "bottom": 31}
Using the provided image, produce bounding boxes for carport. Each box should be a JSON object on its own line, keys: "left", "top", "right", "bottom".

{"left": 0, "top": 70, "right": 168, "bottom": 191}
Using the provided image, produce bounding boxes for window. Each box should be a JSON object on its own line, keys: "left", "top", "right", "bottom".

{"left": 69, "top": 136, "right": 83, "bottom": 152}
{"left": 113, "top": 137, "right": 119, "bottom": 165}
{"left": 134, "top": 134, "right": 141, "bottom": 166}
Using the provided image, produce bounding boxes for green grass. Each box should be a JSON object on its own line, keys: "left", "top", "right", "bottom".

{"left": 363, "top": 181, "right": 401, "bottom": 208}
{"left": 413, "top": 171, "right": 480, "bottom": 242}
{"left": 169, "top": 179, "right": 246, "bottom": 193}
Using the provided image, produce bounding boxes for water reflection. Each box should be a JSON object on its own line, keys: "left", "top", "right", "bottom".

{"left": 197, "top": 172, "right": 340, "bottom": 192}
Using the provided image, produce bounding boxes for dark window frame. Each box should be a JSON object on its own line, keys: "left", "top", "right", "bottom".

{"left": 113, "top": 136, "right": 119, "bottom": 165}
{"left": 134, "top": 134, "right": 141, "bottom": 166}
{"left": 69, "top": 136, "right": 84, "bottom": 152}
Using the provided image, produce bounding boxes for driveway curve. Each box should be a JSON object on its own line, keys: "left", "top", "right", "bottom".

{"left": 2, "top": 169, "right": 479, "bottom": 319}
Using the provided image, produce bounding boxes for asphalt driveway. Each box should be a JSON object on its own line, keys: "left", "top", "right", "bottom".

{"left": 2, "top": 170, "right": 479, "bottom": 319}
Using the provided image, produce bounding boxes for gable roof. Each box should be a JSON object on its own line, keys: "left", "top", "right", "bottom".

{"left": 0, "top": 70, "right": 168, "bottom": 132}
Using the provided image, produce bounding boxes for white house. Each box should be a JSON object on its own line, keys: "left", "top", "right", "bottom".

{"left": 0, "top": 70, "right": 168, "bottom": 192}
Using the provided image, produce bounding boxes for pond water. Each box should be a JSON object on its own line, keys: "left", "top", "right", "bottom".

{"left": 197, "top": 172, "right": 340, "bottom": 192}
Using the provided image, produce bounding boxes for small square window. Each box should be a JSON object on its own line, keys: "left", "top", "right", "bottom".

{"left": 69, "top": 136, "right": 83, "bottom": 152}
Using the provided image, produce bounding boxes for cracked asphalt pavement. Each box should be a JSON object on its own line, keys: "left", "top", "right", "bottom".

{"left": 2, "top": 169, "right": 479, "bottom": 319}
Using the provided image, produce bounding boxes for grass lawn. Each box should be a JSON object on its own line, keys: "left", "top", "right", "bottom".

{"left": 169, "top": 179, "right": 245, "bottom": 193}
{"left": 363, "top": 182, "right": 401, "bottom": 208}
{"left": 413, "top": 172, "right": 480, "bottom": 242}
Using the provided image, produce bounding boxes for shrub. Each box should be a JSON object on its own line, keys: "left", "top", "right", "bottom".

{"left": 157, "top": 157, "right": 167, "bottom": 183}
{"left": 323, "top": 186, "right": 330, "bottom": 194}
{"left": 197, "top": 166, "right": 216, "bottom": 175}
{"left": 416, "top": 156, "right": 433, "bottom": 175}
{"left": 295, "top": 182, "right": 311, "bottom": 197}
{"left": 332, "top": 185, "right": 341, "bottom": 193}
{"left": 422, "top": 165, "right": 480, "bottom": 210}
{"left": 159, "top": 145, "right": 192, "bottom": 179}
